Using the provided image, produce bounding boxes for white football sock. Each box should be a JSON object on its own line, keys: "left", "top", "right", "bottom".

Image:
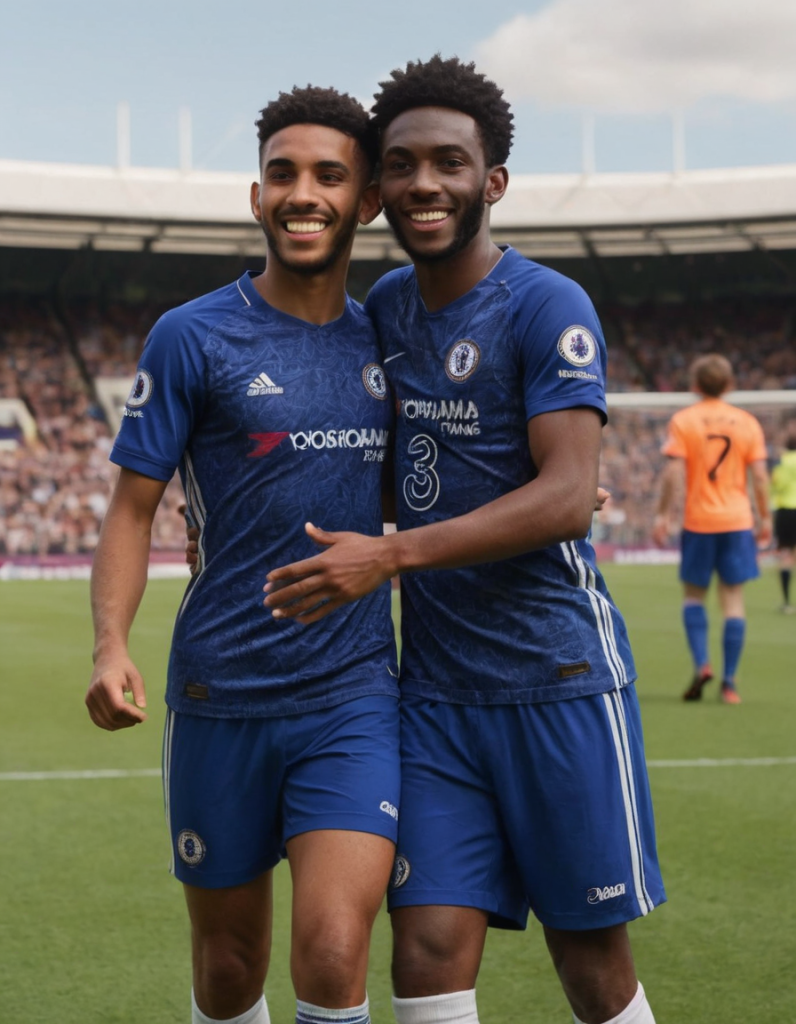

{"left": 573, "top": 982, "right": 655, "bottom": 1024}
{"left": 191, "top": 990, "right": 270, "bottom": 1024}
{"left": 295, "top": 997, "right": 371, "bottom": 1024}
{"left": 392, "top": 989, "right": 479, "bottom": 1024}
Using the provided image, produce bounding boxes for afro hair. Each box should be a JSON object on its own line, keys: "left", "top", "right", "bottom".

{"left": 255, "top": 86, "right": 378, "bottom": 173}
{"left": 371, "top": 54, "right": 514, "bottom": 167}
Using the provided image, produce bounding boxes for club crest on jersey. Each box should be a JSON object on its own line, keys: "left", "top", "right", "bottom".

{"left": 126, "top": 369, "right": 154, "bottom": 408}
{"left": 445, "top": 340, "right": 480, "bottom": 382}
{"left": 177, "top": 829, "right": 206, "bottom": 866}
{"left": 362, "top": 363, "right": 387, "bottom": 400}
{"left": 390, "top": 855, "right": 411, "bottom": 890}
{"left": 557, "top": 327, "right": 596, "bottom": 367}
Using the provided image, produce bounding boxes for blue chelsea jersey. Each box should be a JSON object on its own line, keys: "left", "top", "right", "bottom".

{"left": 366, "top": 247, "right": 636, "bottom": 704}
{"left": 112, "top": 272, "right": 398, "bottom": 717}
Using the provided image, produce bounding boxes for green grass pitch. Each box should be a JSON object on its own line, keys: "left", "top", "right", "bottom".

{"left": 1, "top": 566, "right": 794, "bottom": 1022}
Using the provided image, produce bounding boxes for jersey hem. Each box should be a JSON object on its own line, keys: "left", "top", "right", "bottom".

{"left": 397, "top": 675, "right": 636, "bottom": 705}
{"left": 164, "top": 680, "right": 400, "bottom": 719}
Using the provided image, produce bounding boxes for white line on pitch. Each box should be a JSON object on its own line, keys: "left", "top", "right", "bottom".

{"left": 0, "top": 768, "right": 162, "bottom": 781}
{"left": 2, "top": 758, "right": 796, "bottom": 781}
{"left": 647, "top": 757, "right": 796, "bottom": 768}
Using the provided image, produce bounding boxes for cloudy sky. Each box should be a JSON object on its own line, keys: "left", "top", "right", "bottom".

{"left": 2, "top": 0, "right": 795, "bottom": 176}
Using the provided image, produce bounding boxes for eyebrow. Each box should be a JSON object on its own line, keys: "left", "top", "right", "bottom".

{"left": 382, "top": 144, "right": 469, "bottom": 158}
{"left": 265, "top": 158, "right": 351, "bottom": 173}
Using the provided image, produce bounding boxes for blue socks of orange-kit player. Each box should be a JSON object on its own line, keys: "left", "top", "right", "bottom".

{"left": 682, "top": 602, "right": 709, "bottom": 670}
{"left": 722, "top": 617, "right": 745, "bottom": 685}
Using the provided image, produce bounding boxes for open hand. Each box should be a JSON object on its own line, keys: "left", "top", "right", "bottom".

{"left": 263, "top": 523, "right": 395, "bottom": 624}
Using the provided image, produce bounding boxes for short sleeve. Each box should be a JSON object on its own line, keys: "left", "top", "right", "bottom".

{"left": 661, "top": 413, "right": 688, "bottom": 458}
{"left": 110, "top": 308, "right": 207, "bottom": 481}
{"left": 747, "top": 415, "right": 768, "bottom": 463}
{"left": 513, "top": 271, "right": 608, "bottom": 424}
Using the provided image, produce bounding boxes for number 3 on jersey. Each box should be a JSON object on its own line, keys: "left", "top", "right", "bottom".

{"left": 403, "top": 434, "right": 440, "bottom": 511}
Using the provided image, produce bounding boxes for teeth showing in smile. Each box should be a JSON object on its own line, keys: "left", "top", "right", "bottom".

{"left": 409, "top": 211, "right": 448, "bottom": 222}
{"left": 285, "top": 221, "right": 326, "bottom": 233}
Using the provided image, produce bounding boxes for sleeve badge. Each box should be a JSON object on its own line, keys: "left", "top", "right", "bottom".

{"left": 126, "top": 368, "right": 154, "bottom": 408}
{"left": 557, "top": 327, "right": 597, "bottom": 367}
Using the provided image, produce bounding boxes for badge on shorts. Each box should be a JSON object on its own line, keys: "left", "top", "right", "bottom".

{"left": 390, "top": 854, "right": 411, "bottom": 890}
{"left": 177, "top": 829, "right": 206, "bottom": 866}
{"left": 557, "top": 327, "right": 596, "bottom": 367}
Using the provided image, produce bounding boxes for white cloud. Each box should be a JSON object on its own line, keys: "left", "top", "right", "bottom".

{"left": 474, "top": 0, "right": 796, "bottom": 112}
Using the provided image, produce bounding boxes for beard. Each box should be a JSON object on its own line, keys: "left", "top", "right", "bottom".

{"left": 260, "top": 211, "right": 358, "bottom": 277}
{"left": 382, "top": 188, "right": 485, "bottom": 264}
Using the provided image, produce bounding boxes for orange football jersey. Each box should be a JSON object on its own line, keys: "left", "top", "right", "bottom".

{"left": 662, "top": 398, "right": 767, "bottom": 533}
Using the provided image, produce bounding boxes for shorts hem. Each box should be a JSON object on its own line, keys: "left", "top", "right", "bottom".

{"left": 387, "top": 887, "right": 521, "bottom": 923}
{"left": 170, "top": 856, "right": 280, "bottom": 889}
{"left": 285, "top": 814, "right": 398, "bottom": 845}
{"left": 533, "top": 892, "right": 667, "bottom": 931}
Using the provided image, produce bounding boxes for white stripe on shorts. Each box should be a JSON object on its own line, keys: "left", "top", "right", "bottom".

{"left": 162, "top": 708, "right": 175, "bottom": 876}
{"left": 601, "top": 690, "right": 654, "bottom": 915}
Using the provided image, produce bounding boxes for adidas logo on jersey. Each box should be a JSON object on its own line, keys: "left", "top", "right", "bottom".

{"left": 247, "top": 372, "right": 284, "bottom": 396}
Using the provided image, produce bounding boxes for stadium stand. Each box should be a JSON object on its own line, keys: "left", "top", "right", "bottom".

{"left": 1, "top": 159, "right": 795, "bottom": 560}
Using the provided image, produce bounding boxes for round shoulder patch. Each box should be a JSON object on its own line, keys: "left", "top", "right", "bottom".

{"left": 126, "top": 369, "right": 154, "bottom": 408}
{"left": 390, "top": 854, "right": 411, "bottom": 890}
{"left": 362, "top": 363, "right": 387, "bottom": 400}
{"left": 557, "top": 326, "right": 596, "bottom": 367}
{"left": 177, "top": 829, "right": 206, "bottom": 866}
{"left": 445, "top": 340, "right": 480, "bottom": 382}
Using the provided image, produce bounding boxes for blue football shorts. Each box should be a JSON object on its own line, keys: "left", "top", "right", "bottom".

{"left": 163, "top": 694, "right": 401, "bottom": 888}
{"left": 388, "top": 687, "right": 666, "bottom": 931}
{"left": 680, "top": 528, "right": 759, "bottom": 588}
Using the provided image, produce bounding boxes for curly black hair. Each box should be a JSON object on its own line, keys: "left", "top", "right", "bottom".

{"left": 371, "top": 55, "right": 514, "bottom": 166}
{"left": 255, "top": 86, "right": 378, "bottom": 174}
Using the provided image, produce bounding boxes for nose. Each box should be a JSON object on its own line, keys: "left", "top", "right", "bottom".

{"left": 288, "top": 170, "right": 319, "bottom": 208}
{"left": 409, "top": 161, "right": 441, "bottom": 198}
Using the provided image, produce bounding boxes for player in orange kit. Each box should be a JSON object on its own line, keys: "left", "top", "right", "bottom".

{"left": 653, "top": 354, "right": 771, "bottom": 703}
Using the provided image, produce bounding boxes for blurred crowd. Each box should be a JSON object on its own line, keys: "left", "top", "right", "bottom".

{"left": 604, "top": 300, "right": 796, "bottom": 392}
{"left": 1, "top": 295, "right": 795, "bottom": 555}
{"left": 0, "top": 299, "right": 184, "bottom": 556}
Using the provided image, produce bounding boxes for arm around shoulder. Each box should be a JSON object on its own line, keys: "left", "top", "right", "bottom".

{"left": 264, "top": 407, "right": 604, "bottom": 624}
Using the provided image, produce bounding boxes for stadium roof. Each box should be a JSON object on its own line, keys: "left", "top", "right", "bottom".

{"left": 2, "top": 157, "right": 796, "bottom": 260}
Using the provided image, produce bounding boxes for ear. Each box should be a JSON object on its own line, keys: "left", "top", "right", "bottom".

{"left": 485, "top": 165, "right": 508, "bottom": 207}
{"left": 358, "top": 181, "right": 382, "bottom": 226}
{"left": 250, "top": 180, "right": 262, "bottom": 223}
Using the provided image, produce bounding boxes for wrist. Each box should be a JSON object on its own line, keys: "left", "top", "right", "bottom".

{"left": 380, "top": 529, "right": 407, "bottom": 579}
{"left": 92, "top": 637, "right": 129, "bottom": 664}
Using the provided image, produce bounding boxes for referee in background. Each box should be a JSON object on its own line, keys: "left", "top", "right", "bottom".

{"left": 772, "top": 432, "right": 796, "bottom": 613}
